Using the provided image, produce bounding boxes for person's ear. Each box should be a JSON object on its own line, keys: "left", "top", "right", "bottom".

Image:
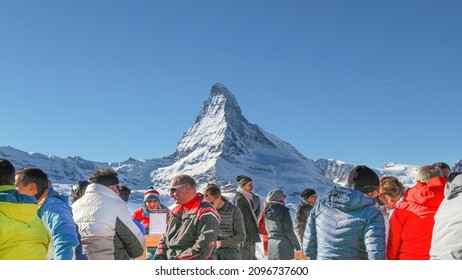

{"left": 28, "top": 183, "right": 38, "bottom": 196}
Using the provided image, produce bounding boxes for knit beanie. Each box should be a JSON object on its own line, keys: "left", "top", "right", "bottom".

{"left": 236, "top": 175, "right": 252, "bottom": 187}
{"left": 301, "top": 188, "right": 316, "bottom": 199}
{"left": 266, "top": 189, "right": 285, "bottom": 203}
{"left": 347, "top": 165, "right": 380, "bottom": 193}
{"left": 144, "top": 186, "right": 161, "bottom": 203}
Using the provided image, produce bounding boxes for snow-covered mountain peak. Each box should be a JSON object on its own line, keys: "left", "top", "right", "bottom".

{"left": 210, "top": 83, "right": 239, "bottom": 104}
{"left": 147, "top": 84, "right": 337, "bottom": 198}
{"left": 194, "top": 83, "right": 242, "bottom": 124}
{"left": 175, "top": 83, "right": 275, "bottom": 162}
{"left": 205, "top": 85, "right": 238, "bottom": 126}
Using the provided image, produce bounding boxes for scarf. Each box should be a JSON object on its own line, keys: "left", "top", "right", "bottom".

{"left": 237, "top": 187, "right": 258, "bottom": 225}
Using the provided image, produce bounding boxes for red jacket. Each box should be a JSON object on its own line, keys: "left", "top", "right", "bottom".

{"left": 155, "top": 194, "right": 221, "bottom": 260}
{"left": 387, "top": 176, "right": 447, "bottom": 260}
{"left": 132, "top": 203, "right": 170, "bottom": 233}
{"left": 132, "top": 208, "right": 149, "bottom": 230}
{"left": 258, "top": 211, "right": 268, "bottom": 256}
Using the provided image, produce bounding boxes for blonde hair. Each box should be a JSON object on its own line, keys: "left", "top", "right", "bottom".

{"left": 379, "top": 176, "right": 405, "bottom": 198}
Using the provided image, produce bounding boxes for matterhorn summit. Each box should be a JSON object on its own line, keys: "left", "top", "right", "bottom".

{"left": 152, "top": 83, "right": 336, "bottom": 198}
{"left": 175, "top": 83, "right": 277, "bottom": 161}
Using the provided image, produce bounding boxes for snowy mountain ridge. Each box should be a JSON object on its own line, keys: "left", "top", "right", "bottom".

{"left": 1, "top": 83, "right": 460, "bottom": 207}
{"left": 315, "top": 159, "right": 421, "bottom": 189}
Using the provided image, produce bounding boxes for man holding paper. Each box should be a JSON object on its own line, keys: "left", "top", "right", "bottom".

{"left": 154, "top": 174, "right": 220, "bottom": 260}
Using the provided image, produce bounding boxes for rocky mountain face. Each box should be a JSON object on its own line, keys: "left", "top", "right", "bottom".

{"left": 315, "top": 159, "right": 355, "bottom": 186}
{"left": 452, "top": 160, "right": 462, "bottom": 172}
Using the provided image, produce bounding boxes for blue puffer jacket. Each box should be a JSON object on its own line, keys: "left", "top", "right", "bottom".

{"left": 302, "top": 186, "right": 385, "bottom": 260}
{"left": 38, "top": 187, "right": 80, "bottom": 260}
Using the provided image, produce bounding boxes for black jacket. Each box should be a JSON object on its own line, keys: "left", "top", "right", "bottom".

{"left": 233, "top": 192, "right": 261, "bottom": 243}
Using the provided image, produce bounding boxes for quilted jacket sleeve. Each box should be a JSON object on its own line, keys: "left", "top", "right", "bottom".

{"left": 302, "top": 207, "right": 317, "bottom": 259}
{"left": 364, "top": 207, "right": 386, "bottom": 260}
{"left": 219, "top": 206, "right": 246, "bottom": 249}
{"left": 41, "top": 198, "right": 79, "bottom": 260}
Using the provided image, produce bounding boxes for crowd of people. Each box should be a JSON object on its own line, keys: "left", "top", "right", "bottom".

{"left": 1, "top": 157, "right": 461, "bottom": 260}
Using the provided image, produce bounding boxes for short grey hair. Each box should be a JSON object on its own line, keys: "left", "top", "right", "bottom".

{"left": 415, "top": 165, "right": 442, "bottom": 183}
{"left": 171, "top": 174, "right": 197, "bottom": 189}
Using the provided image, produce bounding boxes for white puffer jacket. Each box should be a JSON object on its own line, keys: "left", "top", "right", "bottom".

{"left": 430, "top": 175, "right": 462, "bottom": 260}
{"left": 72, "top": 183, "right": 146, "bottom": 260}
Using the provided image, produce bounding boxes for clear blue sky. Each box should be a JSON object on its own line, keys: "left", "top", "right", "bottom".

{"left": 1, "top": 1, "right": 460, "bottom": 168}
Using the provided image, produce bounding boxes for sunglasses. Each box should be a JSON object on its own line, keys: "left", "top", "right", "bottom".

{"left": 169, "top": 183, "right": 187, "bottom": 193}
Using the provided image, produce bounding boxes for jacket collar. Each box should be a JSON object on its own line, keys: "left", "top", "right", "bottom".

{"left": 172, "top": 193, "right": 202, "bottom": 215}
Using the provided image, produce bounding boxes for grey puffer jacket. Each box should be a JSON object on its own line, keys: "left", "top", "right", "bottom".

{"left": 302, "top": 186, "right": 385, "bottom": 260}
{"left": 216, "top": 197, "right": 246, "bottom": 249}
{"left": 265, "top": 202, "right": 301, "bottom": 260}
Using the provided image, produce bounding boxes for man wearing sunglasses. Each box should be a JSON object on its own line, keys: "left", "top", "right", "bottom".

{"left": 154, "top": 174, "right": 220, "bottom": 260}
